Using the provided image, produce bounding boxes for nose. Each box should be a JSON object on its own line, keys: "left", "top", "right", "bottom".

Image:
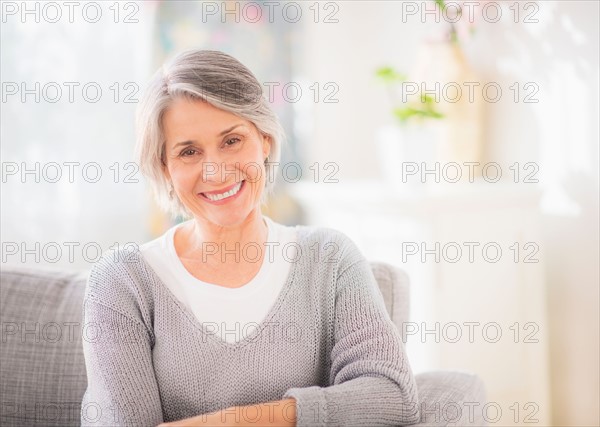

{"left": 201, "top": 159, "right": 222, "bottom": 184}
{"left": 201, "top": 151, "right": 237, "bottom": 185}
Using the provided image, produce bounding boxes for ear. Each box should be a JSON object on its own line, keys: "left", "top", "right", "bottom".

{"left": 162, "top": 160, "right": 171, "bottom": 182}
{"left": 160, "top": 145, "right": 172, "bottom": 181}
{"left": 262, "top": 134, "right": 271, "bottom": 159}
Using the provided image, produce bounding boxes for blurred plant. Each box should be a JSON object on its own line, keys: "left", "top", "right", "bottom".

{"left": 435, "top": 0, "right": 461, "bottom": 44}
{"left": 435, "top": 0, "right": 489, "bottom": 44}
{"left": 375, "top": 0, "right": 489, "bottom": 124}
{"left": 375, "top": 66, "right": 444, "bottom": 125}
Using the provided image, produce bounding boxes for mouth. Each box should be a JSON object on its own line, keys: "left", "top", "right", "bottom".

{"left": 199, "top": 180, "right": 245, "bottom": 203}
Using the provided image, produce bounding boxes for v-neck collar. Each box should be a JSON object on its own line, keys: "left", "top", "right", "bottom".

{"left": 167, "top": 216, "right": 273, "bottom": 296}
{"left": 134, "top": 224, "right": 307, "bottom": 349}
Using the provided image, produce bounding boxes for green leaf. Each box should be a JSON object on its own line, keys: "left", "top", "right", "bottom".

{"left": 434, "top": 0, "right": 446, "bottom": 11}
{"left": 426, "top": 110, "right": 445, "bottom": 119}
{"left": 393, "top": 106, "right": 445, "bottom": 124}
{"left": 421, "top": 94, "right": 437, "bottom": 105}
{"left": 375, "top": 66, "right": 407, "bottom": 82}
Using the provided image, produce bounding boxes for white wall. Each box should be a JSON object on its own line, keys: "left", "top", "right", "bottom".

{"left": 1, "top": 3, "right": 158, "bottom": 271}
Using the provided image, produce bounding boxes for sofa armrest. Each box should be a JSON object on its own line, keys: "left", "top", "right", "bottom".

{"left": 409, "top": 371, "right": 487, "bottom": 426}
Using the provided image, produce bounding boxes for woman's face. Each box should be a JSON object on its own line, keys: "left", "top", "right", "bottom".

{"left": 161, "top": 97, "right": 271, "bottom": 227}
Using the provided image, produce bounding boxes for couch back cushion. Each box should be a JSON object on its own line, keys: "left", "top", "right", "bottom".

{"left": 0, "top": 266, "right": 89, "bottom": 426}
{"left": 370, "top": 261, "right": 411, "bottom": 333}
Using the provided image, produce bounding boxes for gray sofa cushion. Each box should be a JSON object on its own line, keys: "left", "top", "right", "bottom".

{"left": 370, "top": 261, "right": 411, "bottom": 341}
{"left": 414, "top": 371, "right": 488, "bottom": 426}
{"left": 1, "top": 266, "right": 88, "bottom": 426}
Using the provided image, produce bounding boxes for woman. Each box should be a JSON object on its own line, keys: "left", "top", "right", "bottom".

{"left": 80, "top": 49, "right": 420, "bottom": 427}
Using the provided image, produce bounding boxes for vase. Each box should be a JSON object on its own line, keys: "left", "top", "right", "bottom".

{"left": 411, "top": 40, "right": 485, "bottom": 174}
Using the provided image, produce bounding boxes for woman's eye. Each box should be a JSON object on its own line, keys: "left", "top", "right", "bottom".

{"left": 225, "top": 137, "right": 241, "bottom": 147}
{"left": 181, "top": 148, "right": 197, "bottom": 157}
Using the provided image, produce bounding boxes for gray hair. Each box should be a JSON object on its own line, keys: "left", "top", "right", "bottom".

{"left": 135, "top": 49, "right": 285, "bottom": 219}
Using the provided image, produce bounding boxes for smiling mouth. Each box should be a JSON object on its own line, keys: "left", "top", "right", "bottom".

{"left": 200, "top": 180, "right": 245, "bottom": 202}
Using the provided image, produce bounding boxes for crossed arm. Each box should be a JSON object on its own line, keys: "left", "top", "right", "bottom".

{"left": 158, "top": 398, "right": 296, "bottom": 427}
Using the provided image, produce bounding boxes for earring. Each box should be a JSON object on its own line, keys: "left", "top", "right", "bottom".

{"left": 264, "top": 156, "right": 269, "bottom": 164}
{"left": 168, "top": 184, "right": 174, "bottom": 200}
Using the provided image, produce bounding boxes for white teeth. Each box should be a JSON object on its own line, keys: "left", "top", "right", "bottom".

{"left": 204, "top": 181, "right": 242, "bottom": 201}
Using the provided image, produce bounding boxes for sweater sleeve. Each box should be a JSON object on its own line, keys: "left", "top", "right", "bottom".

{"left": 282, "top": 242, "right": 420, "bottom": 426}
{"left": 81, "top": 256, "right": 164, "bottom": 427}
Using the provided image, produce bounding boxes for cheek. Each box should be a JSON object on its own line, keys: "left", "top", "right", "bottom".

{"left": 237, "top": 144, "right": 266, "bottom": 184}
{"left": 169, "top": 164, "right": 197, "bottom": 188}
{"left": 241, "top": 160, "right": 266, "bottom": 185}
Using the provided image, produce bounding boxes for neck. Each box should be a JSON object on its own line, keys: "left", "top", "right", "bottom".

{"left": 179, "top": 208, "right": 268, "bottom": 264}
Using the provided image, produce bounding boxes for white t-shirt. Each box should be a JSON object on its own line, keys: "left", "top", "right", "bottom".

{"left": 139, "top": 216, "right": 298, "bottom": 343}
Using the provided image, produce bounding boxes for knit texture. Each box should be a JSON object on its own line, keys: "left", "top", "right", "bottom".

{"left": 80, "top": 225, "right": 420, "bottom": 426}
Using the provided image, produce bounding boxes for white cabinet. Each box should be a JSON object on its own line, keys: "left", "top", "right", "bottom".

{"left": 289, "top": 179, "right": 551, "bottom": 426}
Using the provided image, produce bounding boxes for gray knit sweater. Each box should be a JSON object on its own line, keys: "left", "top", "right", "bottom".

{"left": 80, "top": 225, "right": 420, "bottom": 426}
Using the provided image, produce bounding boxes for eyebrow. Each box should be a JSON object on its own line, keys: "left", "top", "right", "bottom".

{"left": 172, "top": 123, "right": 246, "bottom": 149}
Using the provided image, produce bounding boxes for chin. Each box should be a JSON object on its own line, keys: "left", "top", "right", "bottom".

{"left": 204, "top": 208, "right": 254, "bottom": 227}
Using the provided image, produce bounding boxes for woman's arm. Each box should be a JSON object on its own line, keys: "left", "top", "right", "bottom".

{"left": 158, "top": 398, "right": 296, "bottom": 426}
{"left": 81, "top": 254, "right": 164, "bottom": 427}
{"left": 81, "top": 297, "right": 165, "bottom": 426}
{"left": 281, "top": 238, "right": 421, "bottom": 426}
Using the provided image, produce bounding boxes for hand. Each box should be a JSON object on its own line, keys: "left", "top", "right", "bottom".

{"left": 157, "top": 410, "right": 226, "bottom": 426}
{"left": 157, "top": 398, "right": 295, "bottom": 426}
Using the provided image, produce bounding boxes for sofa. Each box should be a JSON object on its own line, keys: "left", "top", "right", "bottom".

{"left": 0, "top": 262, "right": 487, "bottom": 426}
